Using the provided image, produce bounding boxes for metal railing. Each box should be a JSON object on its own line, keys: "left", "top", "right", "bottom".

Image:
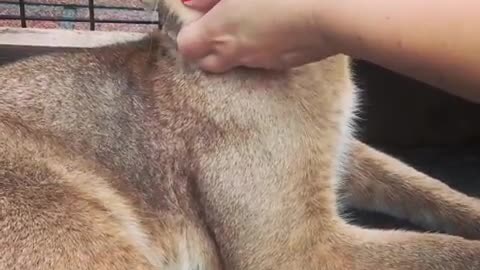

{"left": 0, "top": 0, "right": 160, "bottom": 30}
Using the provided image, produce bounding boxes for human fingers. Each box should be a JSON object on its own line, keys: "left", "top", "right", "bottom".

{"left": 197, "top": 53, "right": 238, "bottom": 73}
{"left": 177, "top": 22, "right": 214, "bottom": 60}
{"left": 182, "top": 0, "right": 220, "bottom": 11}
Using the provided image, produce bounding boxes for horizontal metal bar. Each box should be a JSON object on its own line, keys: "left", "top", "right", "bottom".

{"left": 0, "top": 0, "right": 147, "bottom": 11}
{"left": 0, "top": 15, "right": 159, "bottom": 25}
{"left": 0, "top": 27, "right": 146, "bottom": 48}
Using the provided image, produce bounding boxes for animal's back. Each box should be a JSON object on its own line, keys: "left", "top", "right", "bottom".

{"left": 0, "top": 36, "right": 223, "bottom": 269}
{"left": 0, "top": 28, "right": 353, "bottom": 268}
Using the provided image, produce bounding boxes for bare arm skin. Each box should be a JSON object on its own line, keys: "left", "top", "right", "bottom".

{"left": 178, "top": 0, "right": 480, "bottom": 102}
{"left": 322, "top": 0, "right": 480, "bottom": 102}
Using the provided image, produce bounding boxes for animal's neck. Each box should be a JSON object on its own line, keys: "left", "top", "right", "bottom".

{"left": 153, "top": 57, "right": 353, "bottom": 266}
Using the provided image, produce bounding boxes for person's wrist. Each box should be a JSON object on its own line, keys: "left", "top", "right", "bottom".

{"left": 311, "top": 0, "right": 348, "bottom": 56}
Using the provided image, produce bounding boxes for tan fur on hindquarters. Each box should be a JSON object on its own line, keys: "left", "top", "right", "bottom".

{"left": 0, "top": 1, "right": 479, "bottom": 269}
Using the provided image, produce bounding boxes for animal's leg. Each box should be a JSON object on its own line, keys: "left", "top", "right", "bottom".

{"left": 334, "top": 224, "right": 480, "bottom": 270}
{"left": 338, "top": 139, "right": 480, "bottom": 239}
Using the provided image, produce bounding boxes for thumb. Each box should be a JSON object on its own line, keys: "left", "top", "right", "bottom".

{"left": 177, "top": 17, "right": 214, "bottom": 60}
{"left": 183, "top": 0, "right": 220, "bottom": 11}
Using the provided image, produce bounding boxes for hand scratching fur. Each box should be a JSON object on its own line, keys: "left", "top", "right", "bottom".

{"left": 1, "top": 1, "right": 480, "bottom": 269}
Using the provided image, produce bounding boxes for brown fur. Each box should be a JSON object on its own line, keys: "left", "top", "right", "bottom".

{"left": 340, "top": 140, "right": 480, "bottom": 239}
{"left": 1, "top": 2, "right": 480, "bottom": 269}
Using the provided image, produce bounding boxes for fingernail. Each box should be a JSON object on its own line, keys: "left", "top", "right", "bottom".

{"left": 182, "top": 0, "right": 192, "bottom": 4}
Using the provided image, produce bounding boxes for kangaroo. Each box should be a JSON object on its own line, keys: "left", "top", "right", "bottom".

{"left": 1, "top": 1, "right": 480, "bottom": 269}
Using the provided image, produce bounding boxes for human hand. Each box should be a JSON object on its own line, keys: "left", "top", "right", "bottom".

{"left": 177, "top": 0, "right": 338, "bottom": 73}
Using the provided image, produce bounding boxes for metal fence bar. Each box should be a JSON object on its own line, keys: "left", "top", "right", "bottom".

{"left": 0, "top": 15, "right": 159, "bottom": 25}
{"left": 0, "top": 0, "right": 161, "bottom": 30}
{"left": 0, "top": 0, "right": 146, "bottom": 11}
{"left": 19, "top": 0, "right": 27, "bottom": 27}
{"left": 88, "top": 0, "right": 95, "bottom": 30}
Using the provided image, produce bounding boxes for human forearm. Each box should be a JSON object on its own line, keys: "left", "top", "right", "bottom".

{"left": 320, "top": 0, "right": 480, "bottom": 102}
